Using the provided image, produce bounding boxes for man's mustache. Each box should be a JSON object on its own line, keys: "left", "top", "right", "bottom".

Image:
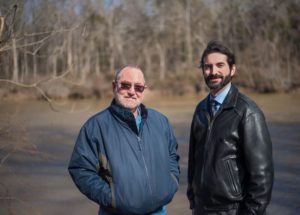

{"left": 208, "top": 74, "right": 223, "bottom": 80}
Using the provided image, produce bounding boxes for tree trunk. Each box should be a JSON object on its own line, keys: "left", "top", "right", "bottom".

{"left": 156, "top": 43, "right": 166, "bottom": 81}
{"left": 24, "top": 46, "right": 28, "bottom": 81}
{"left": 95, "top": 48, "right": 101, "bottom": 77}
{"left": 185, "top": 0, "right": 193, "bottom": 68}
{"left": 108, "top": 12, "right": 115, "bottom": 75}
{"left": 143, "top": 46, "right": 152, "bottom": 78}
{"left": 33, "top": 54, "right": 37, "bottom": 81}
{"left": 67, "top": 32, "right": 73, "bottom": 73}
{"left": 52, "top": 53, "right": 57, "bottom": 77}
{"left": 12, "top": 38, "right": 18, "bottom": 82}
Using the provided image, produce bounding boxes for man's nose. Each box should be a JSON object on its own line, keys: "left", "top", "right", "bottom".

{"left": 211, "top": 65, "right": 218, "bottom": 74}
{"left": 128, "top": 86, "right": 135, "bottom": 94}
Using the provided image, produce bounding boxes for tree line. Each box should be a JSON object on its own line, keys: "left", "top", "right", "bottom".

{"left": 0, "top": 0, "right": 299, "bottom": 99}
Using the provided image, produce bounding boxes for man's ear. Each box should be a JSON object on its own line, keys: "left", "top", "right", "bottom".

{"left": 231, "top": 64, "right": 236, "bottom": 76}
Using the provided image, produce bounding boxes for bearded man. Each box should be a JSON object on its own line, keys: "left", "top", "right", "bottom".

{"left": 187, "top": 41, "right": 274, "bottom": 215}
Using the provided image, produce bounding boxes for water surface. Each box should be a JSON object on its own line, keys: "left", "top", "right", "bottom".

{"left": 0, "top": 93, "right": 299, "bottom": 214}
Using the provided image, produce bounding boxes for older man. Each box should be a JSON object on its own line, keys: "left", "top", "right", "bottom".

{"left": 69, "top": 66, "right": 180, "bottom": 215}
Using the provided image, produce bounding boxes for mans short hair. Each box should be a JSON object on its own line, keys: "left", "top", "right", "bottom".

{"left": 200, "top": 40, "right": 236, "bottom": 69}
{"left": 114, "top": 65, "right": 143, "bottom": 81}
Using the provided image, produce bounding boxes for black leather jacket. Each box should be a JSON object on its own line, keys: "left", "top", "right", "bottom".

{"left": 187, "top": 85, "right": 274, "bottom": 215}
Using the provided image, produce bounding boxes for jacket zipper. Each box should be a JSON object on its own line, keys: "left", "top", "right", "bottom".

{"left": 200, "top": 111, "right": 215, "bottom": 192}
{"left": 201, "top": 107, "right": 223, "bottom": 195}
{"left": 136, "top": 126, "right": 154, "bottom": 206}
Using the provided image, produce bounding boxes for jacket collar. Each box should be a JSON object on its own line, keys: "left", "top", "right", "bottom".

{"left": 200, "top": 84, "right": 239, "bottom": 112}
{"left": 222, "top": 84, "right": 239, "bottom": 110}
{"left": 108, "top": 99, "right": 148, "bottom": 133}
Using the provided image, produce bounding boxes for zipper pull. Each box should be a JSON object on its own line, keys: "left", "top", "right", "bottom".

{"left": 137, "top": 136, "right": 142, "bottom": 151}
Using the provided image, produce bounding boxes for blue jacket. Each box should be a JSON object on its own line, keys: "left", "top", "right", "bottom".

{"left": 68, "top": 100, "right": 180, "bottom": 215}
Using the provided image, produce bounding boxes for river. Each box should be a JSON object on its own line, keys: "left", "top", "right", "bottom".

{"left": 0, "top": 92, "right": 299, "bottom": 215}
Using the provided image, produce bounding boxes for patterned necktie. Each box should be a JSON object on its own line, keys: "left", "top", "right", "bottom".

{"left": 210, "top": 99, "right": 219, "bottom": 116}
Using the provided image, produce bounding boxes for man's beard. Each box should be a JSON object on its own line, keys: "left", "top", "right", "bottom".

{"left": 114, "top": 91, "right": 142, "bottom": 113}
{"left": 205, "top": 73, "right": 232, "bottom": 91}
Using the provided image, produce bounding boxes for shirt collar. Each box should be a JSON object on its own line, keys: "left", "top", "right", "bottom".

{"left": 135, "top": 107, "right": 142, "bottom": 131}
{"left": 210, "top": 83, "right": 231, "bottom": 105}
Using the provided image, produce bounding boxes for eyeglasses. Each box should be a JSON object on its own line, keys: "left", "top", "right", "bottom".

{"left": 117, "top": 81, "right": 147, "bottom": 93}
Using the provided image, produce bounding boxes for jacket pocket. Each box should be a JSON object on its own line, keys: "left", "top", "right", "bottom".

{"left": 98, "top": 154, "right": 116, "bottom": 208}
{"left": 110, "top": 181, "right": 116, "bottom": 208}
{"left": 224, "top": 158, "right": 241, "bottom": 196}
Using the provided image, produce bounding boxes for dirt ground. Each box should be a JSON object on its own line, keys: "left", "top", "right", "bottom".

{"left": 0, "top": 93, "right": 300, "bottom": 215}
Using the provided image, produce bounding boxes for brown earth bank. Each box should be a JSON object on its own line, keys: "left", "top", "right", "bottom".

{"left": 1, "top": 78, "right": 300, "bottom": 102}
{"left": 0, "top": 93, "right": 300, "bottom": 215}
